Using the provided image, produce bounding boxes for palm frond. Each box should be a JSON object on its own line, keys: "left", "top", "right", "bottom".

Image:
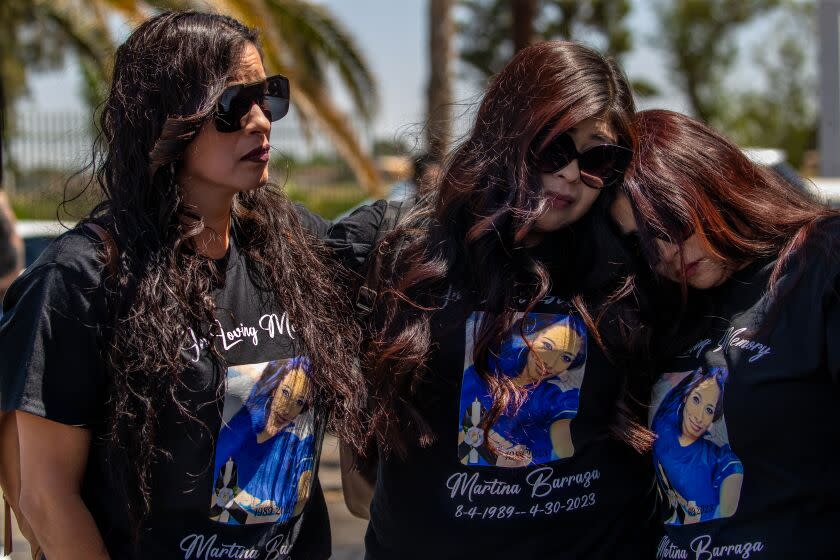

{"left": 293, "top": 83, "right": 382, "bottom": 195}
{"left": 38, "top": 2, "right": 115, "bottom": 81}
{"left": 5, "top": 0, "right": 383, "bottom": 194}
{"left": 265, "top": 0, "right": 378, "bottom": 120}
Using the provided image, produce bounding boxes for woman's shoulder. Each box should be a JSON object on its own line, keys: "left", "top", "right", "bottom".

{"left": 20, "top": 225, "right": 106, "bottom": 288}
{"left": 328, "top": 199, "right": 390, "bottom": 244}
{"left": 324, "top": 199, "right": 390, "bottom": 271}
{"left": 787, "top": 214, "right": 840, "bottom": 284}
{"left": 291, "top": 203, "right": 331, "bottom": 239}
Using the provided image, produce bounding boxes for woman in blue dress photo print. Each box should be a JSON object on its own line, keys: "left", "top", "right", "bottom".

{"left": 210, "top": 356, "right": 317, "bottom": 525}
{"left": 458, "top": 311, "right": 587, "bottom": 468}
{"left": 651, "top": 366, "right": 744, "bottom": 525}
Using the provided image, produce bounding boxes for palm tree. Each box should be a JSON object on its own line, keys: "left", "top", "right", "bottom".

{"left": 512, "top": 0, "right": 537, "bottom": 52}
{"left": 0, "top": 0, "right": 130, "bottom": 185}
{"left": 1, "top": 0, "right": 383, "bottom": 194}
{"left": 427, "top": 0, "right": 454, "bottom": 160}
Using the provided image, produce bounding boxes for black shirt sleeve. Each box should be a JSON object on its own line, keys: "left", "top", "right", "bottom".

{"left": 293, "top": 203, "right": 332, "bottom": 238}
{"left": 325, "top": 199, "right": 388, "bottom": 274}
{"left": 825, "top": 266, "right": 840, "bottom": 383}
{"left": 0, "top": 230, "right": 107, "bottom": 425}
{"left": 814, "top": 219, "right": 840, "bottom": 383}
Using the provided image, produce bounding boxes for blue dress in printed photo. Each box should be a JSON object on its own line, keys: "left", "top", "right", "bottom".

{"left": 210, "top": 356, "right": 316, "bottom": 525}
{"left": 457, "top": 312, "right": 587, "bottom": 467}
{"left": 651, "top": 367, "right": 744, "bottom": 525}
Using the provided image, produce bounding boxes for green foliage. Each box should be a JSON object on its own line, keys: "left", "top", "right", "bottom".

{"left": 542, "top": 0, "right": 632, "bottom": 56}
{"left": 373, "top": 137, "right": 412, "bottom": 156}
{"left": 723, "top": 8, "right": 816, "bottom": 167}
{"left": 1, "top": 1, "right": 98, "bottom": 171}
{"left": 264, "top": 0, "right": 378, "bottom": 121}
{"left": 244, "top": 0, "right": 383, "bottom": 191}
{"left": 458, "top": 0, "right": 511, "bottom": 79}
{"left": 458, "top": 0, "right": 650, "bottom": 92}
{"left": 653, "top": 0, "right": 782, "bottom": 123}
{"left": 653, "top": 0, "right": 816, "bottom": 168}
{"left": 10, "top": 167, "right": 367, "bottom": 221}
{"left": 284, "top": 182, "right": 368, "bottom": 219}
{"left": 8, "top": 168, "right": 98, "bottom": 220}
{"left": 1, "top": 0, "right": 382, "bottom": 193}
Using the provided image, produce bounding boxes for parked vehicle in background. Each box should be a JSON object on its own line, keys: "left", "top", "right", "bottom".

{"left": 810, "top": 178, "right": 840, "bottom": 207}
{"left": 743, "top": 147, "right": 840, "bottom": 207}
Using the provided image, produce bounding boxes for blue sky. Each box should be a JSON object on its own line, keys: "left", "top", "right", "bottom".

{"left": 18, "top": 0, "right": 784, "bottom": 141}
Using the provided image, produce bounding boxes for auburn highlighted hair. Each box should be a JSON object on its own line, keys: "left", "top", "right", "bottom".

{"left": 623, "top": 109, "right": 838, "bottom": 303}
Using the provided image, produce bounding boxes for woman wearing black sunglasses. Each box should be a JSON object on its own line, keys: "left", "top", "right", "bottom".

{"left": 330, "top": 41, "right": 657, "bottom": 558}
{"left": 0, "top": 11, "right": 364, "bottom": 559}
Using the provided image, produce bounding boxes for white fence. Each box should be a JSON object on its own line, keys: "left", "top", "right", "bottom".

{"left": 5, "top": 108, "right": 373, "bottom": 177}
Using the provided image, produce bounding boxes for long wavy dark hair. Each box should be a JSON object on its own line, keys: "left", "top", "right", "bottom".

{"left": 622, "top": 110, "right": 839, "bottom": 328}
{"left": 363, "top": 41, "right": 652, "bottom": 459}
{"left": 76, "top": 11, "right": 364, "bottom": 527}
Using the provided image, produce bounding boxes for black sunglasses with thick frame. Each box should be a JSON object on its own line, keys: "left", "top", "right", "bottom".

{"left": 214, "top": 74, "right": 290, "bottom": 133}
{"left": 534, "top": 133, "right": 633, "bottom": 190}
{"left": 609, "top": 213, "right": 695, "bottom": 261}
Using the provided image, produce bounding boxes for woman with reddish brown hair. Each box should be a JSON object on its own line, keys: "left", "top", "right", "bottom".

{"left": 612, "top": 109, "right": 840, "bottom": 558}
{"left": 330, "top": 41, "right": 658, "bottom": 558}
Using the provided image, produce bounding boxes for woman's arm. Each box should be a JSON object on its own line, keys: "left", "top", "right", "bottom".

{"left": 325, "top": 200, "right": 390, "bottom": 274}
{"left": 16, "top": 411, "right": 110, "bottom": 559}
{"left": 549, "top": 418, "right": 575, "bottom": 459}
{"left": 718, "top": 472, "right": 743, "bottom": 518}
{"left": 339, "top": 440, "right": 374, "bottom": 519}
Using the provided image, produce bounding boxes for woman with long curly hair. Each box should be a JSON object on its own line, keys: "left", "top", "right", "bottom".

{"left": 331, "top": 41, "right": 657, "bottom": 558}
{"left": 0, "top": 11, "right": 364, "bottom": 559}
{"left": 612, "top": 109, "right": 840, "bottom": 558}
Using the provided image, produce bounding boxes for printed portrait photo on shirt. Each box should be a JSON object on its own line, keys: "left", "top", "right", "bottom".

{"left": 650, "top": 367, "right": 744, "bottom": 525}
{"left": 210, "top": 357, "right": 316, "bottom": 525}
{"left": 458, "top": 311, "right": 587, "bottom": 468}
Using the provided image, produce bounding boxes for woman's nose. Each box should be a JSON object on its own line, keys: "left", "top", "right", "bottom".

{"left": 241, "top": 101, "right": 272, "bottom": 134}
{"left": 656, "top": 238, "right": 681, "bottom": 262}
{"left": 555, "top": 157, "right": 581, "bottom": 184}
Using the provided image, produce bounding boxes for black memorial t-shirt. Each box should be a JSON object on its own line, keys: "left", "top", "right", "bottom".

{"left": 328, "top": 202, "right": 656, "bottom": 560}
{"left": 649, "top": 221, "right": 840, "bottom": 560}
{"left": 0, "top": 208, "right": 332, "bottom": 560}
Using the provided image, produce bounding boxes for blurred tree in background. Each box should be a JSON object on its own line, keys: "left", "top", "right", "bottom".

{"left": 653, "top": 0, "right": 815, "bottom": 167}
{"left": 459, "top": 0, "right": 815, "bottom": 168}
{"left": 427, "top": 0, "right": 455, "bottom": 160}
{"left": 0, "top": 0, "right": 383, "bottom": 194}
{"left": 458, "top": 0, "right": 658, "bottom": 96}
{"left": 1, "top": 0, "right": 824, "bottom": 221}
{"left": 653, "top": 0, "right": 781, "bottom": 124}
{"left": 0, "top": 0, "right": 121, "bottom": 180}
{"left": 724, "top": 6, "right": 816, "bottom": 168}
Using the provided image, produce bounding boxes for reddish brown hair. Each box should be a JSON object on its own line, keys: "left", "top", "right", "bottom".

{"left": 365, "top": 41, "right": 642, "bottom": 459}
{"left": 623, "top": 109, "right": 837, "bottom": 299}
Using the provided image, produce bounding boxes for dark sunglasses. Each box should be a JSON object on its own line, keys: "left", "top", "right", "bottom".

{"left": 534, "top": 133, "right": 632, "bottom": 190}
{"left": 214, "top": 74, "right": 290, "bottom": 133}
{"left": 610, "top": 222, "right": 694, "bottom": 259}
